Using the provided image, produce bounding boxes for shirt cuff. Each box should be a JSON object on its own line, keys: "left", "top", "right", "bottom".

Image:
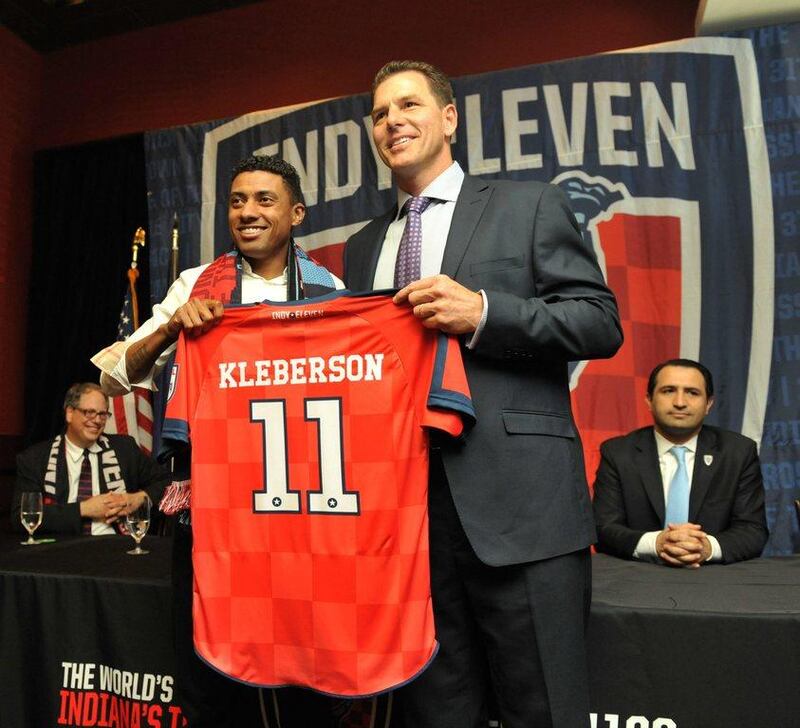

{"left": 706, "top": 534, "right": 722, "bottom": 562}
{"left": 97, "top": 339, "right": 171, "bottom": 395}
{"left": 91, "top": 341, "right": 131, "bottom": 394}
{"left": 466, "top": 289, "right": 488, "bottom": 350}
{"left": 632, "top": 531, "right": 661, "bottom": 562}
{"left": 99, "top": 371, "right": 130, "bottom": 397}
{"left": 109, "top": 351, "right": 158, "bottom": 394}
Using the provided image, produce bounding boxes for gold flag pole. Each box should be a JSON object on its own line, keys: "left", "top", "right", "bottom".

{"left": 127, "top": 227, "right": 146, "bottom": 331}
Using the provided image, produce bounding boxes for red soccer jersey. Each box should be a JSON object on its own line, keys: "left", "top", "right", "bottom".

{"left": 162, "top": 291, "right": 474, "bottom": 697}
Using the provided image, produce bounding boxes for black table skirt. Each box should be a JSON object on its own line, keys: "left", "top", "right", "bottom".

{"left": 0, "top": 533, "right": 183, "bottom": 728}
{"left": 588, "top": 554, "right": 800, "bottom": 728}
{"left": 2, "top": 533, "right": 798, "bottom": 728}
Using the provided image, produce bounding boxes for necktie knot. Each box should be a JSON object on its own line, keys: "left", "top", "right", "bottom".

{"left": 670, "top": 445, "right": 688, "bottom": 464}
{"left": 404, "top": 196, "right": 431, "bottom": 216}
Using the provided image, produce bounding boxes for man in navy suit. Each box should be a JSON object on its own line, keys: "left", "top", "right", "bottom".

{"left": 344, "top": 60, "right": 622, "bottom": 728}
{"left": 593, "top": 358, "right": 768, "bottom": 566}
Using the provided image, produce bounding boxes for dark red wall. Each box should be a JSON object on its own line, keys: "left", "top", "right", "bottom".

{"left": 0, "top": 26, "right": 43, "bottom": 448}
{"left": 34, "top": 0, "right": 699, "bottom": 149}
{"left": 0, "top": 0, "right": 699, "bottom": 442}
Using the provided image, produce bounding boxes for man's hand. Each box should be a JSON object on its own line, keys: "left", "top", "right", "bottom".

{"left": 656, "top": 523, "right": 712, "bottom": 568}
{"left": 394, "top": 275, "right": 483, "bottom": 334}
{"left": 79, "top": 493, "right": 127, "bottom": 523}
{"left": 162, "top": 298, "right": 225, "bottom": 341}
{"left": 119, "top": 491, "right": 149, "bottom": 517}
{"left": 126, "top": 298, "right": 224, "bottom": 385}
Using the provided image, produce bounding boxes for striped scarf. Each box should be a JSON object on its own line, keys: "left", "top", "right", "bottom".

{"left": 44, "top": 434, "right": 129, "bottom": 534}
{"left": 159, "top": 244, "right": 339, "bottom": 519}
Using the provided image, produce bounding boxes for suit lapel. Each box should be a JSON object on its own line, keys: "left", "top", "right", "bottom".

{"left": 689, "top": 426, "right": 717, "bottom": 522}
{"left": 358, "top": 174, "right": 490, "bottom": 285}
{"left": 440, "top": 175, "right": 492, "bottom": 277}
{"left": 356, "top": 207, "right": 396, "bottom": 290}
{"left": 634, "top": 428, "right": 666, "bottom": 522}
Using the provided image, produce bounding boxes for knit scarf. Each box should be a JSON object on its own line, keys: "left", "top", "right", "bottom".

{"left": 44, "top": 434, "right": 128, "bottom": 502}
{"left": 159, "top": 244, "right": 339, "bottom": 519}
{"left": 44, "top": 434, "right": 129, "bottom": 534}
{"left": 189, "top": 242, "right": 338, "bottom": 304}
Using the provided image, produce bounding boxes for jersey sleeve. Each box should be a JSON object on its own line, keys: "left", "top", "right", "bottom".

{"left": 159, "top": 332, "right": 193, "bottom": 459}
{"left": 159, "top": 305, "right": 258, "bottom": 464}
{"left": 362, "top": 295, "right": 475, "bottom": 438}
{"left": 421, "top": 332, "right": 475, "bottom": 437}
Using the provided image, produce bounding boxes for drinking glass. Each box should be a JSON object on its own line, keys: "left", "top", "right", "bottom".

{"left": 20, "top": 492, "right": 43, "bottom": 545}
{"left": 125, "top": 498, "right": 150, "bottom": 555}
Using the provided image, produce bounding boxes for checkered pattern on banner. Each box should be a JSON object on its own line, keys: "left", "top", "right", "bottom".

{"left": 571, "top": 212, "right": 682, "bottom": 485}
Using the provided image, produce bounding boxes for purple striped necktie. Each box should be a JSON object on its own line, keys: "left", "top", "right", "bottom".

{"left": 394, "top": 196, "right": 432, "bottom": 289}
{"left": 78, "top": 449, "right": 93, "bottom": 535}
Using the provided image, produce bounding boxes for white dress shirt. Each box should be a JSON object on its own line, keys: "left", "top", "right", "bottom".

{"left": 633, "top": 430, "right": 722, "bottom": 562}
{"left": 372, "top": 162, "right": 488, "bottom": 347}
{"left": 373, "top": 162, "right": 464, "bottom": 288}
{"left": 64, "top": 435, "right": 115, "bottom": 536}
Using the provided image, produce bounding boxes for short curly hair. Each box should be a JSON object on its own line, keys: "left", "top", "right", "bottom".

{"left": 230, "top": 155, "right": 305, "bottom": 206}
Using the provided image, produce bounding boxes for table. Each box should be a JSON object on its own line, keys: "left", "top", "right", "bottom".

{"left": 0, "top": 533, "right": 328, "bottom": 728}
{"left": 588, "top": 554, "right": 800, "bottom": 728}
{"left": 0, "top": 533, "right": 186, "bottom": 728}
{"left": 2, "top": 534, "right": 798, "bottom": 728}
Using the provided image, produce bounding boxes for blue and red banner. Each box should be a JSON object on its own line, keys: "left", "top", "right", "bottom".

{"left": 145, "top": 27, "right": 800, "bottom": 555}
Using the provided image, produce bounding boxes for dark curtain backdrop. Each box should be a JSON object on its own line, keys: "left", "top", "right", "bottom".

{"left": 25, "top": 135, "right": 149, "bottom": 445}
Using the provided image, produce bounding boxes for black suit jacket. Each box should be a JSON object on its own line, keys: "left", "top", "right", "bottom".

{"left": 345, "top": 174, "right": 622, "bottom": 566}
{"left": 12, "top": 434, "right": 170, "bottom": 535}
{"left": 593, "top": 425, "right": 769, "bottom": 563}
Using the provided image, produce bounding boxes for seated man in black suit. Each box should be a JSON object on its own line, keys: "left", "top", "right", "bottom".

{"left": 12, "top": 382, "right": 168, "bottom": 535}
{"left": 593, "top": 359, "right": 768, "bottom": 566}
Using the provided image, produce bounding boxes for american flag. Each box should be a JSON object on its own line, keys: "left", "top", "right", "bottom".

{"left": 103, "top": 287, "right": 154, "bottom": 454}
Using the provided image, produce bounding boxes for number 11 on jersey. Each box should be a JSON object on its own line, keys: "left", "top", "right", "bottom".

{"left": 250, "top": 398, "right": 361, "bottom": 515}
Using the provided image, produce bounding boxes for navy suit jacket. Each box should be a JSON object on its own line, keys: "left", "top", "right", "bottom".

{"left": 593, "top": 425, "right": 769, "bottom": 563}
{"left": 345, "top": 174, "right": 622, "bottom": 566}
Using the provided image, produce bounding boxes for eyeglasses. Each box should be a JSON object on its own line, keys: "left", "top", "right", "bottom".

{"left": 73, "top": 408, "right": 113, "bottom": 421}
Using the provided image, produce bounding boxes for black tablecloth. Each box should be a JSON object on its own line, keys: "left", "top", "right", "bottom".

{"left": 2, "top": 533, "right": 798, "bottom": 728}
{"left": 0, "top": 533, "right": 185, "bottom": 728}
{"left": 0, "top": 531, "right": 172, "bottom": 581}
{"left": 588, "top": 554, "right": 800, "bottom": 728}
